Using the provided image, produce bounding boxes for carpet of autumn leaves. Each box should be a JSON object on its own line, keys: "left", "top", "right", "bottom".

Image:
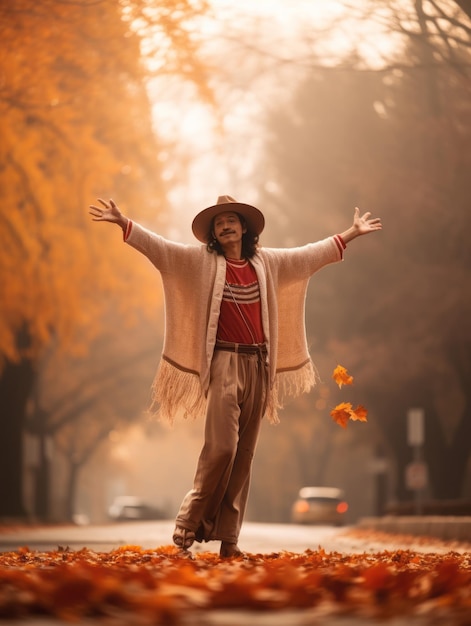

{"left": 0, "top": 543, "right": 470, "bottom": 624}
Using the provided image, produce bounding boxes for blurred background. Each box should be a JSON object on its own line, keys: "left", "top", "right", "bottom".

{"left": 1, "top": 0, "right": 470, "bottom": 527}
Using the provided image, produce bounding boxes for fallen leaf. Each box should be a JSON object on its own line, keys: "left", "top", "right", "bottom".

{"left": 0, "top": 544, "right": 470, "bottom": 622}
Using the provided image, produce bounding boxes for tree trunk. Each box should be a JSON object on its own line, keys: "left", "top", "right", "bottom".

{"left": 415, "top": 0, "right": 442, "bottom": 118}
{"left": 34, "top": 431, "right": 50, "bottom": 520}
{"left": 0, "top": 357, "right": 35, "bottom": 518}
{"left": 63, "top": 427, "right": 111, "bottom": 522}
{"left": 453, "top": 1, "right": 471, "bottom": 20}
{"left": 65, "top": 461, "right": 79, "bottom": 522}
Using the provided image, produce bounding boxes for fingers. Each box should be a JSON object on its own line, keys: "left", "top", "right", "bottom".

{"left": 89, "top": 198, "right": 111, "bottom": 220}
{"left": 355, "top": 207, "right": 381, "bottom": 224}
{"left": 95, "top": 198, "right": 115, "bottom": 208}
{"left": 98, "top": 198, "right": 115, "bottom": 208}
{"left": 88, "top": 203, "right": 103, "bottom": 216}
{"left": 88, "top": 197, "right": 120, "bottom": 225}
{"left": 354, "top": 206, "right": 382, "bottom": 232}
{"left": 89, "top": 198, "right": 115, "bottom": 214}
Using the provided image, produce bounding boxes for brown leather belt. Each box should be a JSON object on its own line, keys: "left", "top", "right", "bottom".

{"left": 215, "top": 341, "right": 267, "bottom": 355}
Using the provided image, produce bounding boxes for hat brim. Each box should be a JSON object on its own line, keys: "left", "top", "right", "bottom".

{"left": 192, "top": 202, "right": 265, "bottom": 244}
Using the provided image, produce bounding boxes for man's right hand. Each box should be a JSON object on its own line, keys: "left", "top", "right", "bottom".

{"left": 89, "top": 198, "right": 128, "bottom": 231}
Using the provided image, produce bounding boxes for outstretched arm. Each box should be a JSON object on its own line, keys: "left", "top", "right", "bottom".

{"left": 339, "top": 207, "right": 382, "bottom": 244}
{"left": 89, "top": 198, "right": 129, "bottom": 233}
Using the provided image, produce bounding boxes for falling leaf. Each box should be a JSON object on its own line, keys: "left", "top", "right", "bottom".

{"left": 330, "top": 366, "right": 368, "bottom": 427}
{"left": 331, "top": 403, "right": 368, "bottom": 428}
{"left": 332, "top": 365, "right": 353, "bottom": 388}
{"left": 351, "top": 405, "right": 368, "bottom": 422}
{"left": 330, "top": 402, "right": 352, "bottom": 428}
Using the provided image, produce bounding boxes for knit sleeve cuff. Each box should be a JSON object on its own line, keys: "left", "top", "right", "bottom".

{"left": 123, "top": 220, "right": 133, "bottom": 241}
{"left": 333, "top": 234, "right": 346, "bottom": 258}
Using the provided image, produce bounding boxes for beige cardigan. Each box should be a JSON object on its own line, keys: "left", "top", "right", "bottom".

{"left": 126, "top": 222, "right": 344, "bottom": 423}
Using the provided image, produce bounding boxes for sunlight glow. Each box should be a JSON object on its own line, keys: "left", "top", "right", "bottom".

{"left": 149, "top": 0, "right": 401, "bottom": 234}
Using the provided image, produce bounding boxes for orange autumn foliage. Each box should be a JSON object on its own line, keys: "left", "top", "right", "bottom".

{"left": 331, "top": 402, "right": 368, "bottom": 428}
{"left": 332, "top": 364, "right": 354, "bottom": 388}
{"left": 0, "top": 544, "right": 469, "bottom": 622}
{"left": 0, "top": 0, "right": 210, "bottom": 368}
{"left": 330, "top": 365, "right": 368, "bottom": 428}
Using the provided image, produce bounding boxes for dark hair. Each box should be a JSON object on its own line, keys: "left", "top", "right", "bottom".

{"left": 206, "top": 213, "right": 259, "bottom": 259}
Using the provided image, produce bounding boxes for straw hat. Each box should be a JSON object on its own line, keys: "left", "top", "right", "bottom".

{"left": 191, "top": 195, "right": 265, "bottom": 243}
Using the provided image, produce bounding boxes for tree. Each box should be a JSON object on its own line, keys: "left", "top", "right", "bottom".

{"left": 27, "top": 320, "right": 162, "bottom": 521}
{"left": 256, "top": 1, "right": 471, "bottom": 505}
{"left": 0, "top": 0, "right": 209, "bottom": 518}
{"left": 452, "top": 1, "right": 471, "bottom": 21}
{"left": 360, "top": 3, "right": 471, "bottom": 502}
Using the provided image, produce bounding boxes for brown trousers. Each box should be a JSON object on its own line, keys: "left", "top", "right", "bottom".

{"left": 175, "top": 346, "right": 268, "bottom": 544}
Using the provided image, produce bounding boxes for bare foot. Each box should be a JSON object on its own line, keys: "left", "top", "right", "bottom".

{"left": 220, "top": 541, "right": 245, "bottom": 558}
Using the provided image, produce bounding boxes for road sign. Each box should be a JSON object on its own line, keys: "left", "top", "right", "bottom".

{"left": 405, "top": 461, "right": 428, "bottom": 490}
{"left": 407, "top": 408, "right": 425, "bottom": 446}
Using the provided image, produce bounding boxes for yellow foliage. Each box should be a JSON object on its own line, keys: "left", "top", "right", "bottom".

{"left": 0, "top": 0, "right": 210, "bottom": 369}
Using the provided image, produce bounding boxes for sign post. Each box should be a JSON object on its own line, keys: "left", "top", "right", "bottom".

{"left": 406, "top": 408, "right": 427, "bottom": 515}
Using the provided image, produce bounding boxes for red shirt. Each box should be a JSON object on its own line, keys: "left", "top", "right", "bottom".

{"left": 217, "top": 258, "right": 264, "bottom": 344}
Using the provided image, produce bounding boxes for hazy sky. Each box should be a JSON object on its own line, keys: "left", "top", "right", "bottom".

{"left": 149, "top": 0, "right": 400, "bottom": 239}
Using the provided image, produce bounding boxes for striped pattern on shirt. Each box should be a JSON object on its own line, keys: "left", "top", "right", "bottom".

{"left": 217, "top": 258, "right": 264, "bottom": 344}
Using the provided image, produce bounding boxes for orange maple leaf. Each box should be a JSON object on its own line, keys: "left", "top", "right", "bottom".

{"left": 330, "top": 402, "right": 353, "bottom": 428}
{"left": 331, "top": 402, "right": 368, "bottom": 428}
{"left": 332, "top": 365, "right": 353, "bottom": 388}
{"left": 350, "top": 405, "right": 368, "bottom": 422}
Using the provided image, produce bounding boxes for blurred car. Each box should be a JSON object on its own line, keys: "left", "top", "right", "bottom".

{"left": 291, "top": 486, "right": 348, "bottom": 525}
{"left": 108, "top": 496, "right": 165, "bottom": 522}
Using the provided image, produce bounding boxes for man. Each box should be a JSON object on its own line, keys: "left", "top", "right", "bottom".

{"left": 89, "top": 195, "right": 381, "bottom": 557}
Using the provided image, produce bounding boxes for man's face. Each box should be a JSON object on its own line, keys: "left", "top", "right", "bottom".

{"left": 212, "top": 211, "right": 246, "bottom": 246}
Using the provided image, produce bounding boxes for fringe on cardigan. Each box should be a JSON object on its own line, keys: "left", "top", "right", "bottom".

{"left": 148, "top": 358, "right": 207, "bottom": 423}
{"left": 265, "top": 359, "right": 319, "bottom": 424}
{"left": 148, "top": 357, "right": 319, "bottom": 425}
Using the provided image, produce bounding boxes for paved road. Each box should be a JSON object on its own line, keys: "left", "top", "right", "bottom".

{"left": 0, "top": 519, "right": 467, "bottom": 555}
{"left": 0, "top": 520, "right": 350, "bottom": 554}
